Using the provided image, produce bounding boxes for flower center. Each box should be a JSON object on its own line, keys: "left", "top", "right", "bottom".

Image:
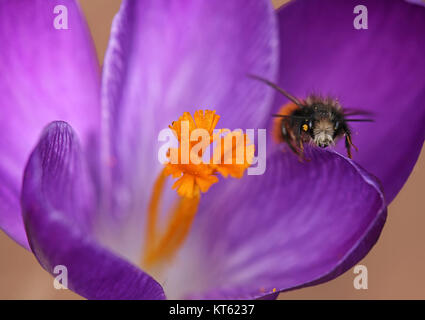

{"left": 143, "top": 110, "right": 254, "bottom": 269}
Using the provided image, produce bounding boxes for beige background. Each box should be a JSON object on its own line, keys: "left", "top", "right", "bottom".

{"left": 0, "top": 0, "right": 424, "bottom": 299}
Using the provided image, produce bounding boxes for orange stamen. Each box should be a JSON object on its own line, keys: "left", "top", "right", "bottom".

{"left": 212, "top": 129, "right": 255, "bottom": 178}
{"left": 144, "top": 168, "right": 168, "bottom": 261}
{"left": 166, "top": 110, "right": 221, "bottom": 198}
{"left": 144, "top": 195, "right": 200, "bottom": 267}
{"left": 143, "top": 110, "right": 254, "bottom": 269}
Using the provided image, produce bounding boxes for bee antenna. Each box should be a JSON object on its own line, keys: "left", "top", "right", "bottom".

{"left": 247, "top": 74, "right": 303, "bottom": 107}
{"left": 345, "top": 119, "right": 375, "bottom": 122}
{"left": 271, "top": 114, "right": 305, "bottom": 119}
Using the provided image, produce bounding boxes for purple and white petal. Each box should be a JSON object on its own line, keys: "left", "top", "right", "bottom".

{"left": 405, "top": 0, "right": 425, "bottom": 7}
{"left": 0, "top": 0, "right": 101, "bottom": 248}
{"left": 100, "top": 0, "right": 279, "bottom": 257}
{"left": 163, "top": 148, "right": 386, "bottom": 299}
{"left": 21, "top": 121, "right": 164, "bottom": 299}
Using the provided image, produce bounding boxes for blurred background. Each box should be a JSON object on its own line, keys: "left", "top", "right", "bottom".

{"left": 0, "top": 0, "right": 424, "bottom": 299}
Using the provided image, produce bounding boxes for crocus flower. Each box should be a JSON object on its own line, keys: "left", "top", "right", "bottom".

{"left": 0, "top": 0, "right": 424, "bottom": 300}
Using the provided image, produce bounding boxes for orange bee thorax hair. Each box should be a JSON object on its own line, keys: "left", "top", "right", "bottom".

{"left": 272, "top": 102, "right": 300, "bottom": 143}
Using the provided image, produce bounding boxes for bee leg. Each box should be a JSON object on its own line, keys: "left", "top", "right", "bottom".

{"left": 287, "top": 139, "right": 303, "bottom": 159}
{"left": 297, "top": 139, "right": 310, "bottom": 162}
{"left": 345, "top": 138, "right": 352, "bottom": 159}
{"left": 285, "top": 137, "right": 304, "bottom": 161}
{"left": 294, "top": 124, "right": 311, "bottom": 162}
{"left": 288, "top": 126, "right": 305, "bottom": 162}
{"left": 281, "top": 126, "right": 304, "bottom": 159}
{"left": 290, "top": 135, "right": 306, "bottom": 162}
{"left": 347, "top": 134, "right": 358, "bottom": 152}
{"left": 345, "top": 133, "right": 358, "bottom": 159}
{"left": 296, "top": 148, "right": 306, "bottom": 163}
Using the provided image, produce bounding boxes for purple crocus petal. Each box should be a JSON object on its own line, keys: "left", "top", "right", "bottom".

{"left": 275, "top": 0, "right": 425, "bottom": 202}
{"left": 406, "top": 0, "right": 425, "bottom": 7}
{"left": 166, "top": 148, "right": 386, "bottom": 299}
{"left": 21, "top": 121, "right": 165, "bottom": 299}
{"left": 258, "top": 293, "right": 279, "bottom": 300}
{"left": 100, "top": 0, "right": 278, "bottom": 232}
{"left": 0, "top": 0, "right": 101, "bottom": 248}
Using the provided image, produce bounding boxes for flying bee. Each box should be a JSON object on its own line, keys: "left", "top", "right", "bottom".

{"left": 249, "top": 74, "right": 374, "bottom": 159}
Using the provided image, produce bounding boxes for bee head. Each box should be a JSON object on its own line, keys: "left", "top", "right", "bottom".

{"left": 301, "top": 112, "right": 341, "bottom": 148}
{"left": 312, "top": 118, "right": 335, "bottom": 148}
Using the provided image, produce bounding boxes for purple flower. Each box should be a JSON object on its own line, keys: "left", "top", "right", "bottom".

{"left": 0, "top": 0, "right": 423, "bottom": 299}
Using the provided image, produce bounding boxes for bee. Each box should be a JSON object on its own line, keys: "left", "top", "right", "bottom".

{"left": 249, "top": 75, "right": 373, "bottom": 159}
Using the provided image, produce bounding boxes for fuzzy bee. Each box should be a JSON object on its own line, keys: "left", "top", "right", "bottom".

{"left": 249, "top": 75, "right": 373, "bottom": 159}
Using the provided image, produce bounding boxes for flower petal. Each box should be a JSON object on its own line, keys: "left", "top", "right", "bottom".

{"left": 164, "top": 148, "right": 386, "bottom": 299}
{"left": 100, "top": 0, "right": 278, "bottom": 255}
{"left": 274, "top": 0, "right": 425, "bottom": 202}
{"left": 21, "top": 121, "right": 164, "bottom": 299}
{"left": 406, "top": 0, "right": 425, "bottom": 7}
{"left": 0, "top": 0, "right": 101, "bottom": 248}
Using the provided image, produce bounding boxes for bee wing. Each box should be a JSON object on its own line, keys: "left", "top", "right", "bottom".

{"left": 343, "top": 108, "right": 375, "bottom": 117}
{"left": 272, "top": 114, "right": 305, "bottom": 120}
{"left": 343, "top": 108, "right": 375, "bottom": 122}
{"left": 345, "top": 119, "right": 375, "bottom": 122}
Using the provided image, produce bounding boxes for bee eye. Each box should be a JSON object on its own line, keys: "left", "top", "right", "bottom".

{"left": 334, "top": 121, "right": 340, "bottom": 130}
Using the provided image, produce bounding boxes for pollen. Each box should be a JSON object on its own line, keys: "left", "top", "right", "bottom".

{"left": 164, "top": 163, "right": 218, "bottom": 198}
{"left": 143, "top": 110, "right": 254, "bottom": 269}
{"left": 165, "top": 110, "right": 221, "bottom": 198}
{"left": 211, "top": 129, "right": 255, "bottom": 178}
